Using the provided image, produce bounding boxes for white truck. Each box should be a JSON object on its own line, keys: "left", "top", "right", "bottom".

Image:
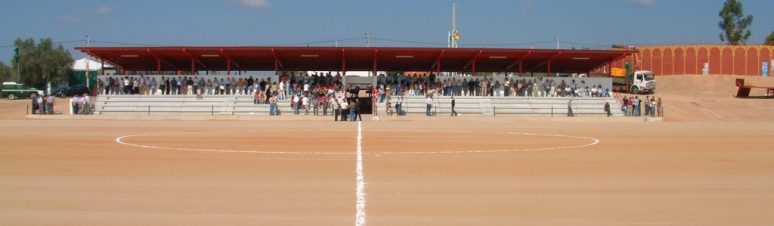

{"left": 612, "top": 70, "right": 656, "bottom": 94}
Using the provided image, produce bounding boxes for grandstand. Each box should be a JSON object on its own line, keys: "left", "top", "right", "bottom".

{"left": 76, "top": 46, "right": 631, "bottom": 118}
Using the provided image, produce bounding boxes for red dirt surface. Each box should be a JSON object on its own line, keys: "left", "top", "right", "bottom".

{"left": 1, "top": 75, "right": 773, "bottom": 225}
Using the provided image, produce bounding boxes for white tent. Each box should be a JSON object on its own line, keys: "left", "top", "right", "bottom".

{"left": 72, "top": 58, "right": 112, "bottom": 71}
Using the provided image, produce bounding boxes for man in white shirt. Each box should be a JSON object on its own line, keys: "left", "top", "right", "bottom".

{"left": 332, "top": 95, "right": 341, "bottom": 121}
{"left": 340, "top": 98, "right": 349, "bottom": 121}
{"left": 292, "top": 95, "right": 301, "bottom": 115}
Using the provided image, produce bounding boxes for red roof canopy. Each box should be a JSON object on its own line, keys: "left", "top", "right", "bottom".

{"left": 76, "top": 46, "right": 633, "bottom": 74}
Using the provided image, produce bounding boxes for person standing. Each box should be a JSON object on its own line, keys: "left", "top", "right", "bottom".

{"left": 450, "top": 96, "right": 457, "bottom": 116}
{"left": 604, "top": 102, "right": 611, "bottom": 117}
{"left": 396, "top": 96, "right": 403, "bottom": 116}
{"left": 46, "top": 95, "right": 55, "bottom": 114}
{"left": 567, "top": 99, "right": 574, "bottom": 117}
{"left": 340, "top": 99, "right": 349, "bottom": 121}
{"left": 37, "top": 95, "right": 45, "bottom": 114}
{"left": 260, "top": 89, "right": 261, "bottom": 104}
{"left": 385, "top": 96, "right": 393, "bottom": 116}
{"left": 31, "top": 94, "right": 39, "bottom": 114}
{"left": 302, "top": 94, "right": 310, "bottom": 115}
{"left": 71, "top": 94, "right": 80, "bottom": 115}
{"left": 332, "top": 95, "right": 341, "bottom": 121}
{"left": 349, "top": 99, "right": 358, "bottom": 121}
{"left": 644, "top": 96, "right": 650, "bottom": 117}
{"left": 657, "top": 97, "right": 663, "bottom": 117}
{"left": 292, "top": 94, "right": 301, "bottom": 115}
{"left": 425, "top": 95, "right": 433, "bottom": 116}
{"left": 269, "top": 94, "right": 278, "bottom": 116}
{"left": 632, "top": 97, "right": 640, "bottom": 117}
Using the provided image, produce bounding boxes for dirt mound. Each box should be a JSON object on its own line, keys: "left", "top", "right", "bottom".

{"left": 654, "top": 75, "right": 774, "bottom": 122}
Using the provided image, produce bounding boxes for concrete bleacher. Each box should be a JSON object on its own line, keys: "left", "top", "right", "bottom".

{"left": 94, "top": 94, "right": 622, "bottom": 117}
{"left": 391, "top": 95, "right": 622, "bottom": 116}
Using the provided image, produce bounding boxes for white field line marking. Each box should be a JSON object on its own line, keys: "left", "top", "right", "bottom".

{"left": 114, "top": 130, "right": 600, "bottom": 156}
{"left": 355, "top": 121, "right": 367, "bottom": 226}
{"left": 370, "top": 130, "right": 600, "bottom": 155}
{"left": 115, "top": 131, "right": 353, "bottom": 155}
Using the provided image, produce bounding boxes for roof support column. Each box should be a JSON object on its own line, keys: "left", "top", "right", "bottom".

{"left": 372, "top": 49, "right": 378, "bottom": 77}
{"left": 472, "top": 59, "right": 477, "bottom": 77}
{"left": 101, "top": 59, "right": 105, "bottom": 75}
{"left": 547, "top": 61, "right": 552, "bottom": 77}
{"left": 227, "top": 58, "right": 232, "bottom": 75}
{"left": 191, "top": 59, "right": 195, "bottom": 74}
{"left": 341, "top": 49, "right": 347, "bottom": 76}
{"left": 518, "top": 61, "right": 523, "bottom": 77}
{"left": 436, "top": 56, "right": 441, "bottom": 76}
{"left": 274, "top": 57, "right": 279, "bottom": 76}
{"left": 156, "top": 58, "right": 161, "bottom": 74}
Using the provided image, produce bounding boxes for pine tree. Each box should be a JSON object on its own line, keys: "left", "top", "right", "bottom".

{"left": 718, "top": 0, "right": 754, "bottom": 45}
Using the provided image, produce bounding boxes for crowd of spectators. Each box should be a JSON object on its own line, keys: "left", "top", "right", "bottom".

{"left": 376, "top": 73, "right": 611, "bottom": 98}
{"left": 96, "top": 72, "right": 612, "bottom": 99}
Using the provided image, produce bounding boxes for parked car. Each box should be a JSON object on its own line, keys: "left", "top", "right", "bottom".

{"left": 52, "top": 85, "right": 90, "bottom": 97}
{"left": 1, "top": 82, "right": 44, "bottom": 100}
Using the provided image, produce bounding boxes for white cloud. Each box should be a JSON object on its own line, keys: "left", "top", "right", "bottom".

{"left": 95, "top": 6, "right": 112, "bottom": 14}
{"left": 629, "top": 0, "right": 654, "bottom": 7}
{"left": 56, "top": 16, "right": 83, "bottom": 24}
{"left": 523, "top": 0, "right": 535, "bottom": 10}
{"left": 236, "top": 0, "right": 271, "bottom": 9}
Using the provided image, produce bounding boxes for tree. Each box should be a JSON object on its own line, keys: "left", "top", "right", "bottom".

{"left": 11, "top": 38, "right": 73, "bottom": 89}
{"left": 718, "top": 0, "right": 753, "bottom": 45}
{"left": 0, "top": 61, "right": 13, "bottom": 82}
{"left": 765, "top": 31, "right": 774, "bottom": 46}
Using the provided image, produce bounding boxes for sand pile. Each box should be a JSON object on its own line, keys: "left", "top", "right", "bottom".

{"left": 654, "top": 75, "right": 774, "bottom": 122}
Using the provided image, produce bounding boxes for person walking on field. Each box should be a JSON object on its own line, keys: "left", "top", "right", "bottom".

{"left": 567, "top": 99, "right": 574, "bottom": 117}
{"left": 450, "top": 96, "right": 458, "bottom": 116}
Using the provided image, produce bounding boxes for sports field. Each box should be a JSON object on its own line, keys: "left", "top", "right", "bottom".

{"left": 1, "top": 116, "right": 773, "bottom": 226}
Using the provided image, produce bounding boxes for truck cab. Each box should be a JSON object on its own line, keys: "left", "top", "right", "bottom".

{"left": 631, "top": 70, "right": 656, "bottom": 94}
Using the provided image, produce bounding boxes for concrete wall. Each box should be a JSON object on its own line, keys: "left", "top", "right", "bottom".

{"left": 599, "top": 45, "right": 774, "bottom": 76}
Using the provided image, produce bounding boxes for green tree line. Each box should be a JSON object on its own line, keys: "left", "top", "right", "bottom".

{"left": 3, "top": 38, "right": 73, "bottom": 89}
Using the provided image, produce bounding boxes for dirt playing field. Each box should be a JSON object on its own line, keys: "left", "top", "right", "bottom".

{"left": 1, "top": 75, "right": 773, "bottom": 226}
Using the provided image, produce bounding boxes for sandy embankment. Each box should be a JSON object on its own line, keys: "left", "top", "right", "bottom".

{"left": 653, "top": 75, "right": 774, "bottom": 122}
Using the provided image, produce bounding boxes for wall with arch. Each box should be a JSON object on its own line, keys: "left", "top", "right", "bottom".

{"left": 605, "top": 45, "right": 773, "bottom": 76}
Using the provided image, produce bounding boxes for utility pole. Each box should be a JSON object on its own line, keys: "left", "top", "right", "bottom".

{"left": 555, "top": 37, "right": 560, "bottom": 49}
{"left": 365, "top": 33, "right": 370, "bottom": 47}
{"left": 85, "top": 35, "right": 90, "bottom": 88}
{"left": 15, "top": 47, "right": 20, "bottom": 82}
{"left": 451, "top": 2, "right": 458, "bottom": 48}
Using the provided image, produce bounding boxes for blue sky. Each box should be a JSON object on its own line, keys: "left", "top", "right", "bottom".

{"left": 1, "top": 0, "right": 773, "bottom": 63}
